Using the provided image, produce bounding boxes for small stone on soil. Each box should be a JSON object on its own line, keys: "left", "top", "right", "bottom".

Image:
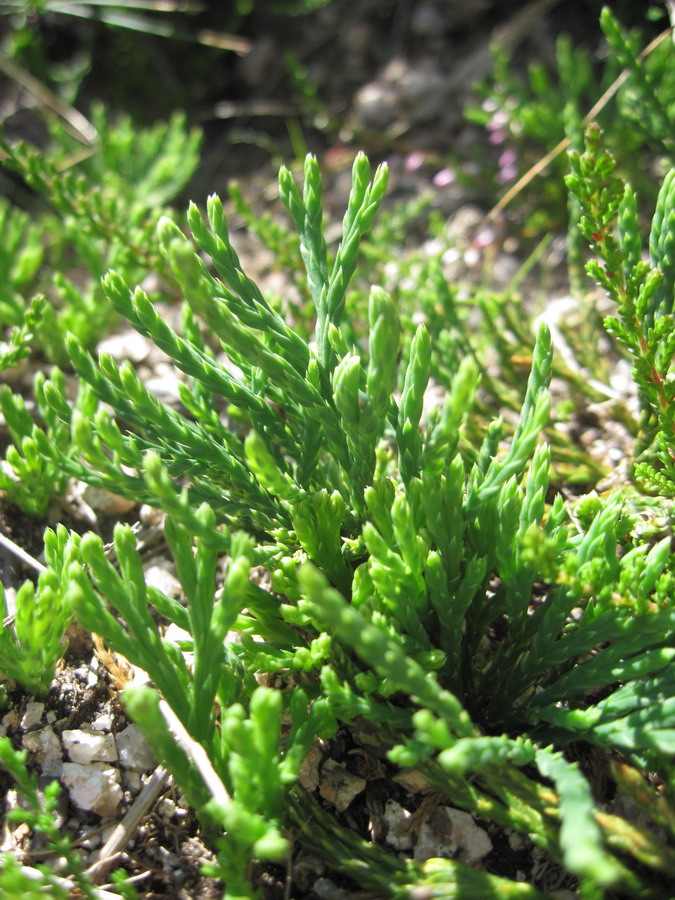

{"left": 20, "top": 701, "right": 45, "bottom": 730}
{"left": 22, "top": 725, "right": 62, "bottom": 771}
{"left": 115, "top": 723, "right": 156, "bottom": 772}
{"left": 61, "top": 762, "right": 123, "bottom": 816}
{"left": 318, "top": 759, "right": 366, "bottom": 813}
{"left": 63, "top": 728, "right": 118, "bottom": 764}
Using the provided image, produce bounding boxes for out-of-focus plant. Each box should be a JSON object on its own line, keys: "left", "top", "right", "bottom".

{"left": 0, "top": 294, "right": 44, "bottom": 373}
{"left": 466, "top": 7, "right": 674, "bottom": 234}
{"left": 0, "top": 105, "right": 201, "bottom": 361}
{"left": 0, "top": 735, "right": 133, "bottom": 899}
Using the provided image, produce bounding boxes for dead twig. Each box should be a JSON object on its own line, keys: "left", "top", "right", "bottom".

{"left": 0, "top": 53, "right": 97, "bottom": 145}
{"left": 86, "top": 765, "right": 170, "bottom": 884}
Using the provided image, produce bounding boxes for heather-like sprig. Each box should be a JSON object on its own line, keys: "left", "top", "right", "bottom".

{"left": 566, "top": 123, "right": 675, "bottom": 496}
{"left": 279, "top": 152, "right": 389, "bottom": 372}
{"left": 0, "top": 198, "right": 44, "bottom": 327}
{"left": 0, "top": 107, "right": 201, "bottom": 361}
{"left": 0, "top": 295, "right": 45, "bottom": 374}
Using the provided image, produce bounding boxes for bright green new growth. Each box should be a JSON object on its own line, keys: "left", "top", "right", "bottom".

{"left": 0, "top": 525, "right": 74, "bottom": 695}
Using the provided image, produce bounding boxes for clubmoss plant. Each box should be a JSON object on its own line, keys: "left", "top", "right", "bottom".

{"left": 0, "top": 368, "right": 76, "bottom": 517}
{"left": 0, "top": 151, "right": 662, "bottom": 897}
{"left": 0, "top": 737, "right": 97, "bottom": 898}
{"left": 0, "top": 294, "right": 44, "bottom": 373}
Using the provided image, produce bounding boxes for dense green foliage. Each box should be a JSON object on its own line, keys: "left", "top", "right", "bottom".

{"left": 1, "top": 6, "right": 675, "bottom": 900}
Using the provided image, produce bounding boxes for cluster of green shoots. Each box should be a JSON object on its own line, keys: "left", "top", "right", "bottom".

{"left": 1, "top": 6, "right": 675, "bottom": 897}
{"left": 0, "top": 134, "right": 674, "bottom": 898}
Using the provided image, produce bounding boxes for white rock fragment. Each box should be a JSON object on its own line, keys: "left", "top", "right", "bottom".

{"left": 20, "top": 701, "right": 45, "bottom": 731}
{"left": 22, "top": 726, "right": 62, "bottom": 772}
{"left": 145, "top": 366, "right": 182, "bottom": 406}
{"left": 63, "top": 729, "right": 118, "bottom": 764}
{"left": 318, "top": 759, "right": 366, "bottom": 813}
{"left": 383, "top": 799, "right": 413, "bottom": 850}
{"left": 393, "top": 768, "right": 432, "bottom": 794}
{"left": 123, "top": 771, "right": 142, "bottom": 793}
{"left": 445, "top": 808, "right": 492, "bottom": 863}
{"left": 157, "top": 797, "right": 177, "bottom": 819}
{"left": 140, "top": 504, "right": 164, "bottom": 527}
{"left": 298, "top": 743, "right": 322, "bottom": 792}
{"left": 163, "top": 623, "right": 192, "bottom": 646}
{"left": 82, "top": 485, "right": 137, "bottom": 515}
{"left": 414, "top": 807, "right": 492, "bottom": 865}
{"left": 129, "top": 664, "right": 151, "bottom": 686}
{"left": 90, "top": 713, "right": 114, "bottom": 732}
{"left": 163, "top": 624, "right": 194, "bottom": 668}
{"left": 98, "top": 330, "right": 151, "bottom": 364}
{"left": 509, "top": 831, "right": 527, "bottom": 851}
{"left": 115, "top": 724, "right": 155, "bottom": 772}
{"left": 1, "top": 709, "right": 19, "bottom": 732}
{"left": 144, "top": 563, "right": 182, "bottom": 598}
{"left": 292, "top": 853, "right": 326, "bottom": 894}
{"left": 61, "top": 763, "right": 122, "bottom": 817}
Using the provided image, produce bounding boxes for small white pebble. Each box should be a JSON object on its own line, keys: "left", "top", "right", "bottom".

{"left": 82, "top": 484, "right": 137, "bottom": 515}
{"left": 509, "top": 831, "right": 527, "bottom": 851}
{"left": 123, "top": 771, "right": 142, "bottom": 793}
{"left": 63, "top": 729, "right": 118, "bottom": 764}
{"left": 22, "top": 725, "right": 62, "bottom": 769}
{"left": 61, "top": 763, "right": 122, "bottom": 817}
{"left": 157, "top": 797, "right": 177, "bottom": 819}
{"left": 144, "top": 564, "right": 181, "bottom": 598}
{"left": 20, "top": 701, "right": 45, "bottom": 731}
{"left": 97, "top": 330, "right": 150, "bottom": 364}
{"left": 116, "top": 724, "right": 156, "bottom": 772}
{"left": 2, "top": 709, "right": 19, "bottom": 731}
{"left": 383, "top": 800, "right": 413, "bottom": 850}
{"left": 90, "top": 713, "right": 113, "bottom": 732}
